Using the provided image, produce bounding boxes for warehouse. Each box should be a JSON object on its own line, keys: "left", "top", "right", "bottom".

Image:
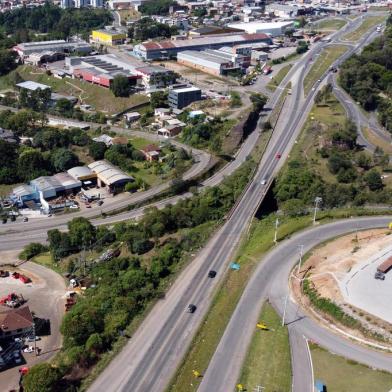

{"left": 133, "top": 33, "right": 272, "bottom": 60}
{"left": 30, "top": 174, "right": 82, "bottom": 199}
{"left": 67, "top": 166, "right": 97, "bottom": 183}
{"left": 227, "top": 21, "right": 295, "bottom": 37}
{"left": 13, "top": 39, "right": 92, "bottom": 59}
{"left": 88, "top": 160, "right": 134, "bottom": 192}
{"left": 91, "top": 30, "right": 126, "bottom": 46}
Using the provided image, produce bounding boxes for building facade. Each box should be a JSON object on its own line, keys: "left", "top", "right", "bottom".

{"left": 91, "top": 30, "right": 126, "bottom": 46}
{"left": 168, "top": 86, "right": 202, "bottom": 109}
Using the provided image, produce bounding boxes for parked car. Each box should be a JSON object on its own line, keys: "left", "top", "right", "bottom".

{"left": 375, "top": 271, "right": 385, "bottom": 280}
{"left": 23, "top": 346, "right": 34, "bottom": 353}
{"left": 187, "top": 304, "right": 197, "bottom": 313}
{"left": 26, "top": 336, "right": 40, "bottom": 342}
{"left": 22, "top": 217, "right": 28, "bottom": 222}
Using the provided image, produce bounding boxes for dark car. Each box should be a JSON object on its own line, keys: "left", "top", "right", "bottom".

{"left": 375, "top": 271, "right": 385, "bottom": 280}
{"left": 276, "top": 153, "right": 281, "bottom": 159}
{"left": 208, "top": 270, "right": 217, "bottom": 278}
{"left": 187, "top": 304, "right": 197, "bottom": 313}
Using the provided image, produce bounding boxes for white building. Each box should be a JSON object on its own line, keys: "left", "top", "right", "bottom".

{"left": 91, "top": 0, "right": 104, "bottom": 7}
{"left": 227, "top": 21, "right": 294, "bottom": 37}
{"left": 60, "top": 0, "right": 73, "bottom": 8}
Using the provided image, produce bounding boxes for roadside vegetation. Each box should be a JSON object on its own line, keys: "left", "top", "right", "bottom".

{"left": 340, "top": 14, "right": 392, "bottom": 133}
{"left": 343, "top": 14, "right": 387, "bottom": 41}
{"left": 238, "top": 303, "right": 291, "bottom": 392}
{"left": 314, "top": 18, "right": 347, "bottom": 31}
{"left": 311, "top": 343, "right": 392, "bottom": 391}
{"left": 20, "top": 160, "right": 256, "bottom": 391}
{"left": 303, "top": 45, "right": 348, "bottom": 95}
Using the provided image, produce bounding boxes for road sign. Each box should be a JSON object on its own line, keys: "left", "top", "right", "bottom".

{"left": 256, "top": 322, "right": 268, "bottom": 330}
{"left": 236, "top": 384, "right": 244, "bottom": 391}
{"left": 192, "top": 370, "right": 201, "bottom": 378}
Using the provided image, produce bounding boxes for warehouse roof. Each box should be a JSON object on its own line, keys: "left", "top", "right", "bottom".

{"left": 16, "top": 81, "right": 51, "bottom": 91}
{"left": 171, "top": 86, "right": 201, "bottom": 94}
{"left": 228, "top": 21, "right": 294, "bottom": 31}
{"left": 53, "top": 172, "right": 82, "bottom": 188}
{"left": 30, "top": 176, "right": 61, "bottom": 192}
{"left": 88, "top": 160, "right": 134, "bottom": 185}
{"left": 138, "top": 33, "right": 271, "bottom": 51}
{"left": 12, "top": 184, "right": 35, "bottom": 198}
{"left": 179, "top": 50, "right": 232, "bottom": 65}
{"left": 68, "top": 166, "right": 95, "bottom": 180}
{"left": 93, "top": 29, "right": 126, "bottom": 37}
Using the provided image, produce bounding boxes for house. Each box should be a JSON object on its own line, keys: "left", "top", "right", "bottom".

{"left": 157, "top": 125, "right": 182, "bottom": 137}
{"left": 141, "top": 144, "right": 161, "bottom": 161}
{"left": 154, "top": 107, "right": 172, "bottom": 118}
{"left": 0, "top": 306, "right": 34, "bottom": 340}
{"left": 92, "top": 134, "right": 113, "bottom": 146}
{"left": 0, "top": 128, "right": 17, "bottom": 144}
{"left": 189, "top": 110, "right": 205, "bottom": 118}
{"left": 124, "top": 112, "right": 141, "bottom": 124}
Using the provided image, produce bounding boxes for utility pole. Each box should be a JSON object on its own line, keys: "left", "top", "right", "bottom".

{"left": 282, "top": 293, "right": 288, "bottom": 327}
{"left": 313, "top": 197, "right": 322, "bottom": 225}
{"left": 297, "top": 244, "right": 304, "bottom": 275}
{"left": 274, "top": 217, "right": 279, "bottom": 244}
{"left": 33, "top": 322, "right": 37, "bottom": 356}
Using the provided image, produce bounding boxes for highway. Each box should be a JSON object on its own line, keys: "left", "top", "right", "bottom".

{"left": 87, "top": 14, "right": 385, "bottom": 392}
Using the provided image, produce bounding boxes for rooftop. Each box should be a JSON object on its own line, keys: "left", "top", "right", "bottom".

{"left": 16, "top": 81, "right": 51, "bottom": 91}
{"left": 30, "top": 176, "right": 61, "bottom": 192}
{"left": 88, "top": 160, "right": 134, "bottom": 185}
{"left": 171, "top": 86, "right": 201, "bottom": 94}
{"left": 0, "top": 306, "right": 33, "bottom": 334}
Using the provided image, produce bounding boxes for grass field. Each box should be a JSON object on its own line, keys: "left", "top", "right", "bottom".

{"left": 315, "top": 18, "right": 347, "bottom": 31}
{"left": 0, "top": 184, "right": 19, "bottom": 197}
{"left": 362, "top": 127, "right": 392, "bottom": 154}
{"left": 0, "top": 65, "right": 149, "bottom": 115}
{"left": 343, "top": 15, "right": 387, "bottom": 41}
{"left": 267, "top": 64, "right": 292, "bottom": 91}
{"left": 238, "top": 303, "right": 291, "bottom": 392}
{"left": 311, "top": 343, "right": 392, "bottom": 391}
{"left": 303, "top": 45, "right": 348, "bottom": 95}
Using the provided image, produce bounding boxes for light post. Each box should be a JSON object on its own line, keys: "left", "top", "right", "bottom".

{"left": 313, "top": 196, "right": 322, "bottom": 224}
{"left": 274, "top": 217, "right": 279, "bottom": 244}
{"left": 282, "top": 293, "right": 289, "bottom": 327}
{"left": 297, "top": 244, "right": 304, "bottom": 275}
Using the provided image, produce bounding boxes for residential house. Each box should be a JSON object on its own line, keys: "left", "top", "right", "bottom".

{"left": 141, "top": 144, "right": 161, "bottom": 161}
{"left": 0, "top": 306, "right": 34, "bottom": 340}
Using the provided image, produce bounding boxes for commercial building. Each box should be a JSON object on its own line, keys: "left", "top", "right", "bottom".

{"left": 16, "top": 81, "right": 51, "bottom": 92}
{"left": 66, "top": 55, "right": 140, "bottom": 88}
{"left": 133, "top": 33, "right": 272, "bottom": 60}
{"left": 178, "top": 46, "right": 251, "bottom": 76}
{"left": 134, "top": 65, "right": 176, "bottom": 88}
{"left": 168, "top": 86, "right": 202, "bottom": 109}
{"left": 227, "top": 21, "right": 295, "bottom": 37}
{"left": 30, "top": 174, "right": 82, "bottom": 199}
{"left": 88, "top": 160, "right": 134, "bottom": 192}
{"left": 188, "top": 26, "right": 242, "bottom": 37}
{"left": 91, "top": 30, "right": 127, "bottom": 46}
{"left": 67, "top": 166, "right": 97, "bottom": 183}
{"left": 13, "top": 39, "right": 92, "bottom": 59}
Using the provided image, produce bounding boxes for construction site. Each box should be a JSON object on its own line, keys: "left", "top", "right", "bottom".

{"left": 293, "top": 228, "right": 392, "bottom": 343}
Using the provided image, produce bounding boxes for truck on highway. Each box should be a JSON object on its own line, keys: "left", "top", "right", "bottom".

{"left": 375, "top": 256, "right": 392, "bottom": 279}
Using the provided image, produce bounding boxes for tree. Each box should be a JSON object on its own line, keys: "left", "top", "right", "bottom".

{"left": 0, "top": 50, "right": 17, "bottom": 76}
{"left": 193, "top": 7, "right": 207, "bottom": 17}
{"left": 55, "top": 98, "right": 74, "bottom": 114}
{"left": 110, "top": 75, "right": 130, "bottom": 97}
{"left": 296, "top": 40, "right": 309, "bottom": 54}
{"left": 150, "top": 91, "right": 168, "bottom": 109}
{"left": 50, "top": 148, "right": 79, "bottom": 172}
{"left": 18, "top": 149, "right": 49, "bottom": 181}
{"left": 19, "top": 242, "right": 48, "bottom": 261}
{"left": 22, "top": 363, "right": 62, "bottom": 392}
{"left": 230, "top": 91, "right": 242, "bottom": 108}
{"left": 89, "top": 141, "right": 107, "bottom": 160}
{"left": 250, "top": 93, "right": 267, "bottom": 112}
{"left": 68, "top": 217, "right": 96, "bottom": 249}
{"left": 364, "top": 169, "right": 383, "bottom": 191}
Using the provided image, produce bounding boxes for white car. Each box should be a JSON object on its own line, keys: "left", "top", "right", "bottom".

{"left": 261, "top": 179, "right": 267, "bottom": 185}
{"left": 23, "top": 346, "right": 34, "bottom": 353}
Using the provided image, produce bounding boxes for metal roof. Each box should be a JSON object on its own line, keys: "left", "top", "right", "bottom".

{"left": 12, "top": 184, "right": 35, "bottom": 198}
{"left": 30, "top": 176, "right": 61, "bottom": 192}
{"left": 68, "top": 166, "right": 94, "bottom": 180}
{"left": 88, "top": 160, "right": 134, "bottom": 185}
{"left": 16, "top": 81, "right": 51, "bottom": 91}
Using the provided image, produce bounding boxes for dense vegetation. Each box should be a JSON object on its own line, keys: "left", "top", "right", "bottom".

{"left": 274, "top": 84, "right": 390, "bottom": 216}
{"left": 339, "top": 14, "right": 392, "bottom": 132}
{"left": 0, "top": 3, "right": 112, "bottom": 40}
{"left": 139, "top": 0, "right": 177, "bottom": 16}
{"left": 127, "top": 17, "right": 178, "bottom": 41}
{"left": 21, "top": 160, "right": 255, "bottom": 390}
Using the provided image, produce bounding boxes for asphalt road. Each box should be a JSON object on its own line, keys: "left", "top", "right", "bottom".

{"left": 87, "top": 14, "right": 380, "bottom": 392}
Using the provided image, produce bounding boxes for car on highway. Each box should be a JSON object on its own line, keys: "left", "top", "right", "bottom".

{"left": 261, "top": 179, "right": 267, "bottom": 185}
{"left": 208, "top": 270, "right": 217, "bottom": 278}
{"left": 187, "top": 304, "right": 197, "bottom": 313}
{"left": 22, "top": 217, "right": 28, "bottom": 222}
{"left": 276, "top": 153, "right": 281, "bottom": 159}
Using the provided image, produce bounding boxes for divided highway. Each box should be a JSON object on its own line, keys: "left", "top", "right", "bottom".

{"left": 88, "top": 14, "right": 385, "bottom": 392}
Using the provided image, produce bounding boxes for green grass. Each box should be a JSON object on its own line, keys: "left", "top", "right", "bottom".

{"left": 303, "top": 45, "right": 348, "bottom": 96}
{"left": 1, "top": 65, "right": 149, "bottom": 115}
{"left": 267, "top": 64, "right": 292, "bottom": 92}
{"left": 0, "top": 183, "right": 19, "bottom": 197}
{"left": 238, "top": 303, "right": 291, "bottom": 392}
{"left": 343, "top": 15, "right": 387, "bottom": 41}
{"left": 316, "top": 18, "right": 347, "bottom": 31}
{"left": 311, "top": 343, "right": 392, "bottom": 391}
{"left": 128, "top": 136, "right": 152, "bottom": 150}
{"left": 32, "top": 252, "right": 62, "bottom": 274}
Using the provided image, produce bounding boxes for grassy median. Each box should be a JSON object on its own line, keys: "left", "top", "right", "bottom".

{"left": 311, "top": 343, "right": 392, "bottom": 391}
{"left": 315, "top": 18, "right": 347, "bottom": 31}
{"left": 343, "top": 15, "right": 387, "bottom": 41}
{"left": 303, "top": 45, "right": 348, "bottom": 96}
{"left": 238, "top": 302, "right": 291, "bottom": 392}
{"left": 267, "top": 64, "right": 292, "bottom": 92}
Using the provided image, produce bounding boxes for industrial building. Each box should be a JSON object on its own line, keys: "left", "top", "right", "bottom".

{"left": 30, "top": 174, "right": 82, "bottom": 199}
{"left": 91, "top": 30, "right": 127, "bottom": 46}
{"left": 13, "top": 39, "right": 92, "bottom": 59}
{"left": 66, "top": 55, "right": 140, "bottom": 88}
{"left": 168, "top": 86, "right": 202, "bottom": 109}
{"left": 177, "top": 46, "right": 251, "bottom": 76}
{"left": 133, "top": 33, "right": 272, "bottom": 60}
{"left": 227, "top": 21, "right": 295, "bottom": 37}
{"left": 88, "top": 160, "right": 134, "bottom": 192}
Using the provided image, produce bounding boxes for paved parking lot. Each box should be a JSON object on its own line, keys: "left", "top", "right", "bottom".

{"left": 0, "top": 261, "right": 67, "bottom": 391}
{"left": 340, "top": 243, "right": 392, "bottom": 323}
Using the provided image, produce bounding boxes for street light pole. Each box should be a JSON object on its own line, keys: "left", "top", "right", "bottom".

{"left": 274, "top": 217, "right": 279, "bottom": 244}
{"left": 313, "top": 197, "right": 322, "bottom": 224}
{"left": 282, "top": 293, "right": 288, "bottom": 327}
{"left": 297, "top": 244, "right": 304, "bottom": 275}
